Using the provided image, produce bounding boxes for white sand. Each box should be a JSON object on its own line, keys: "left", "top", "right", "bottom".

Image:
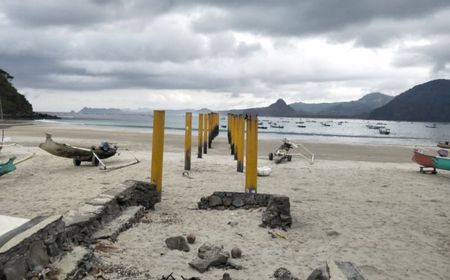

{"left": 1, "top": 123, "right": 449, "bottom": 279}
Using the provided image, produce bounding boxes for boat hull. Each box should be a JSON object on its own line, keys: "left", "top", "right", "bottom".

{"left": 433, "top": 157, "right": 450, "bottom": 171}
{"left": 412, "top": 149, "right": 435, "bottom": 168}
{"left": 39, "top": 134, "right": 117, "bottom": 161}
{"left": 0, "top": 158, "right": 16, "bottom": 176}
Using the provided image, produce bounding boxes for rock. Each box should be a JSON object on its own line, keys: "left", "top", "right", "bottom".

{"left": 230, "top": 247, "right": 242, "bottom": 258}
{"left": 231, "top": 197, "right": 244, "bottom": 208}
{"left": 227, "top": 221, "right": 238, "bottom": 227}
{"left": 165, "top": 236, "right": 190, "bottom": 252}
{"left": 209, "top": 195, "right": 222, "bottom": 207}
{"left": 222, "top": 272, "right": 232, "bottom": 280}
{"left": 261, "top": 196, "right": 292, "bottom": 229}
{"left": 222, "top": 197, "right": 232, "bottom": 206}
{"left": 188, "top": 243, "right": 229, "bottom": 273}
{"left": 306, "top": 267, "right": 329, "bottom": 280}
{"left": 274, "top": 267, "right": 299, "bottom": 280}
{"left": 29, "top": 240, "right": 49, "bottom": 269}
{"left": 186, "top": 233, "right": 196, "bottom": 244}
{"left": 226, "top": 260, "right": 243, "bottom": 270}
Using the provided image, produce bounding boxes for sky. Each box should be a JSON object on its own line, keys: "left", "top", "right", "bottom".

{"left": 1, "top": 0, "right": 449, "bottom": 112}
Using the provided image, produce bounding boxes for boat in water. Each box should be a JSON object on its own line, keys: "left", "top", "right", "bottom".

{"left": 425, "top": 123, "right": 437, "bottom": 128}
{"left": 379, "top": 128, "right": 390, "bottom": 135}
{"left": 270, "top": 124, "right": 284, "bottom": 129}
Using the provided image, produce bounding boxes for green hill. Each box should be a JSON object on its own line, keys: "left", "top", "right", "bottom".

{"left": 0, "top": 69, "right": 33, "bottom": 118}
{"left": 369, "top": 79, "right": 450, "bottom": 122}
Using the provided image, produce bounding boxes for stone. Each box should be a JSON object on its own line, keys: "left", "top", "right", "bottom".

{"left": 165, "top": 236, "right": 190, "bottom": 252}
{"left": 231, "top": 197, "right": 244, "bottom": 208}
{"left": 3, "top": 256, "right": 27, "bottom": 280}
{"left": 186, "top": 234, "right": 196, "bottom": 244}
{"left": 261, "top": 196, "right": 292, "bottom": 229}
{"left": 209, "top": 195, "right": 223, "bottom": 207}
{"left": 222, "top": 197, "right": 232, "bottom": 207}
{"left": 223, "top": 272, "right": 232, "bottom": 280}
{"left": 274, "top": 267, "right": 299, "bottom": 280}
{"left": 189, "top": 243, "right": 229, "bottom": 273}
{"left": 306, "top": 267, "right": 329, "bottom": 280}
{"left": 29, "top": 240, "right": 49, "bottom": 269}
{"left": 230, "top": 247, "right": 242, "bottom": 258}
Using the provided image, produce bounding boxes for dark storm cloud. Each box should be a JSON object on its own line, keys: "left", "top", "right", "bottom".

{"left": 0, "top": 0, "right": 449, "bottom": 101}
{"left": 191, "top": 0, "right": 450, "bottom": 38}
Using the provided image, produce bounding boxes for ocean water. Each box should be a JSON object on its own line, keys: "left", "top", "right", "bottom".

{"left": 38, "top": 112, "right": 450, "bottom": 147}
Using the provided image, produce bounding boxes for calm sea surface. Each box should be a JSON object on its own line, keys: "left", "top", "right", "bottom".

{"left": 38, "top": 112, "right": 450, "bottom": 147}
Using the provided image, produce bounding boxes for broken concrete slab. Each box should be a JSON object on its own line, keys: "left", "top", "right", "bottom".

{"left": 189, "top": 243, "right": 229, "bottom": 273}
{"left": 92, "top": 206, "right": 145, "bottom": 241}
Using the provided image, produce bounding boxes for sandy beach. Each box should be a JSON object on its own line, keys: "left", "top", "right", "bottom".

{"left": 1, "top": 122, "right": 449, "bottom": 279}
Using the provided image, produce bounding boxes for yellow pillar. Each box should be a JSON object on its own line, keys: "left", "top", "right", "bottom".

{"left": 184, "top": 112, "right": 192, "bottom": 170}
{"left": 151, "top": 110, "right": 165, "bottom": 193}
{"left": 203, "top": 113, "right": 208, "bottom": 154}
{"left": 245, "top": 115, "right": 258, "bottom": 193}
{"left": 198, "top": 113, "right": 203, "bottom": 158}
{"left": 234, "top": 115, "right": 239, "bottom": 162}
{"left": 227, "top": 113, "right": 231, "bottom": 144}
{"left": 237, "top": 115, "right": 245, "bottom": 172}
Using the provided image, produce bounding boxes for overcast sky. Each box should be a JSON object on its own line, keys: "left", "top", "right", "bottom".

{"left": 1, "top": 0, "right": 449, "bottom": 112}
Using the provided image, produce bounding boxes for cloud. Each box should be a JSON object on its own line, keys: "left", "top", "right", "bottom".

{"left": 0, "top": 0, "right": 449, "bottom": 111}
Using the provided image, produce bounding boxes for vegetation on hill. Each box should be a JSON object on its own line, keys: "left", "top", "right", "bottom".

{"left": 0, "top": 69, "right": 33, "bottom": 118}
{"left": 369, "top": 79, "right": 450, "bottom": 122}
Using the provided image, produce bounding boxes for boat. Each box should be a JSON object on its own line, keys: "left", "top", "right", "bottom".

{"left": 221, "top": 125, "right": 227, "bottom": 128}
{"left": 412, "top": 149, "right": 436, "bottom": 173}
{"left": 437, "top": 141, "right": 450, "bottom": 149}
{"left": 366, "top": 124, "right": 385, "bottom": 129}
{"left": 321, "top": 122, "right": 331, "bottom": 127}
{"left": 39, "top": 133, "right": 118, "bottom": 166}
{"left": 379, "top": 128, "right": 390, "bottom": 135}
{"left": 425, "top": 123, "right": 437, "bottom": 128}
{"left": 0, "top": 157, "right": 16, "bottom": 176}
{"left": 433, "top": 156, "right": 450, "bottom": 171}
{"left": 270, "top": 124, "right": 284, "bottom": 129}
{"left": 297, "top": 125, "right": 306, "bottom": 128}
{"left": 258, "top": 126, "right": 268, "bottom": 129}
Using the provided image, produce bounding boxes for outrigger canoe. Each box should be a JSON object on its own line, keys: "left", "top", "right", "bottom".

{"left": 0, "top": 157, "right": 16, "bottom": 176}
{"left": 39, "top": 133, "right": 117, "bottom": 166}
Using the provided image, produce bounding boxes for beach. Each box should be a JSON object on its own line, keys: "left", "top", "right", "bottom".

{"left": 1, "top": 122, "right": 449, "bottom": 279}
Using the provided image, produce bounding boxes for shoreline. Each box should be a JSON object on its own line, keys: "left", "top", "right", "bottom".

{"left": 1, "top": 122, "right": 449, "bottom": 279}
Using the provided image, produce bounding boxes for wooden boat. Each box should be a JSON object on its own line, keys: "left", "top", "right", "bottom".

{"left": 258, "top": 126, "right": 268, "bottom": 129}
{"left": 297, "top": 125, "right": 306, "bottom": 128}
{"left": 39, "top": 133, "right": 117, "bottom": 166}
{"left": 437, "top": 141, "right": 450, "bottom": 149}
{"left": 425, "top": 123, "right": 437, "bottom": 128}
{"left": 0, "top": 157, "right": 16, "bottom": 176}
{"left": 433, "top": 157, "right": 450, "bottom": 171}
{"left": 39, "top": 133, "right": 139, "bottom": 170}
{"left": 412, "top": 149, "right": 436, "bottom": 174}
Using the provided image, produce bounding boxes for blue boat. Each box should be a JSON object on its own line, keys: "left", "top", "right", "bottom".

{"left": 0, "top": 157, "right": 16, "bottom": 176}
{"left": 432, "top": 156, "right": 450, "bottom": 171}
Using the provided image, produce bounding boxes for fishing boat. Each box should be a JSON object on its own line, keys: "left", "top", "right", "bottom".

{"left": 379, "top": 128, "right": 390, "bottom": 135}
{"left": 433, "top": 157, "right": 450, "bottom": 171}
{"left": 39, "top": 133, "right": 118, "bottom": 166}
{"left": 297, "top": 125, "right": 306, "bottom": 128}
{"left": 39, "top": 133, "right": 139, "bottom": 169}
{"left": 0, "top": 157, "right": 16, "bottom": 176}
{"left": 270, "top": 124, "right": 284, "bottom": 129}
{"left": 437, "top": 141, "right": 450, "bottom": 149}
{"left": 412, "top": 149, "right": 436, "bottom": 173}
{"left": 258, "top": 125, "right": 268, "bottom": 129}
{"left": 366, "top": 124, "right": 385, "bottom": 129}
{"left": 425, "top": 123, "right": 437, "bottom": 128}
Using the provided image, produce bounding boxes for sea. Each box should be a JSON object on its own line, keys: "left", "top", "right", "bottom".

{"left": 37, "top": 112, "right": 450, "bottom": 147}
